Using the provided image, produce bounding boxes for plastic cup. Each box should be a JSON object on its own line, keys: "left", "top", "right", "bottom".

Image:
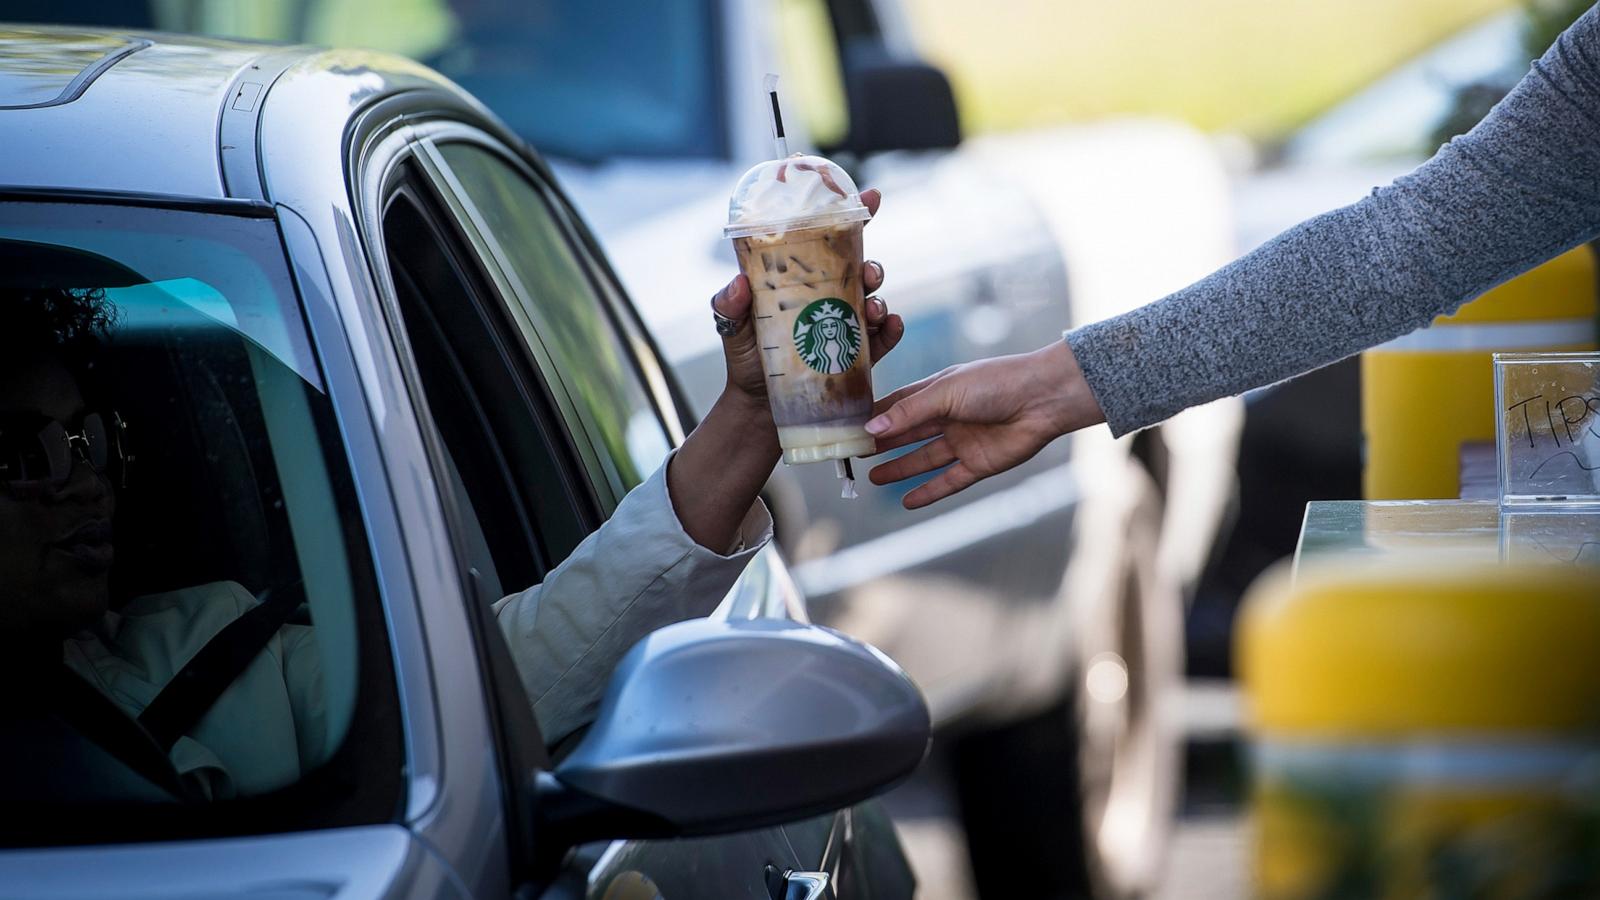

{"left": 725, "top": 155, "right": 875, "bottom": 465}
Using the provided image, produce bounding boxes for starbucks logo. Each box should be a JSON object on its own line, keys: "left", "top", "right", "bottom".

{"left": 793, "top": 298, "right": 862, "bottom": 374}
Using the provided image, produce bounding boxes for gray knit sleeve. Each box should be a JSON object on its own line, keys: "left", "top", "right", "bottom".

{"left": 1066, "top": 6, "right": 1600, "bottom": 437}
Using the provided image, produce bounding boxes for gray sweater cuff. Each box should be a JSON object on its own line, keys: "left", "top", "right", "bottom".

{"left": 1065, "top": 322, "right": 1145, "bottom": 438}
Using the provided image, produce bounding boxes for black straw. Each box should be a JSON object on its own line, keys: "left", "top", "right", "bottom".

{"left": 769, "top": 91, "right": 786, "bottom": 139}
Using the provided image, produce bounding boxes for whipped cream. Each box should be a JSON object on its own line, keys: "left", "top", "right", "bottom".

{"left": 725, "top": 154, "right": 871, "bottom": 237}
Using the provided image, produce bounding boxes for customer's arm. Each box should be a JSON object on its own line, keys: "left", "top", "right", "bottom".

{"left": 496, "top": 216, "right": 900, "bottom": 743}
{"left": 868, "top": 8, "right": 1600, "bottom": 508}
{"left": 493, "top": 448, "right": 773, "bottom": 745}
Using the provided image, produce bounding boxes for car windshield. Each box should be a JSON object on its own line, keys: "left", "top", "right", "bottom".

{"left": 2, "top": 0, "right": 726, "bottom": 162}
{"left": 0, "top": 201, "right": 399, "bottom": 844}
{"left": 420, "top": 0, "right": 726, "bottom": 161}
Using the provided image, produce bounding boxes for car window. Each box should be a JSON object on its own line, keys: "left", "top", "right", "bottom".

{"left": 431, "top": 140, "right": 673, "bottom": 505}
{"left": 380, "top": 174, "right": 596, "bottom": 584}
{"left": 0, "top": 201, "right": 400, "bottom": 843}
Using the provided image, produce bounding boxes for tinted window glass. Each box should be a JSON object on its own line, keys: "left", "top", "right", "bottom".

{"left": 437, "top": 142, "right": 672, "bottom": 500}
{"left": 0, "top": 202, "right": 398, "bottom": 843}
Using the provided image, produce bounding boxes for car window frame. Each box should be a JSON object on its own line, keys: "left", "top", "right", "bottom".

{"left": 384, "top": 168, "right": 601, "bottom": 570}
{"left": 357, "top": 124, "right": 604, "bottom": 531}
{"left": 509, "top": 147, "right": 692, "bottom": 446}
{"left": 407, "top": 124, "right": 683, "bottom": 510}
{"left": 426, "top": 138, "right": 678, "bottom": 494}
{"left": 380, "top": 168, "right": 566, "bottom": 880}
{"left": 359, "top": 135, "right": 610, "bottom": 586}
{"left": 355, "top": 130, "right": 593, "bottom": 882}
{"left": 406, "top": 132, "right": 621, "bottom": 508}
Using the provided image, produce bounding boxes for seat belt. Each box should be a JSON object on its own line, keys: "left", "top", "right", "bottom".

{"left": 49, "top": 665, "right": 196, "bottom": 802}
{"left": 138, "top": 582, "right": 305, "bottom": 753}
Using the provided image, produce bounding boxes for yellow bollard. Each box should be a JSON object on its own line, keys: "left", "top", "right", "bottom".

{"left": 1362, "top": 247, "right": 1599, "bottom": 500}
{"left": 1237, "top": 561, "right": 1600, "bottom": 899}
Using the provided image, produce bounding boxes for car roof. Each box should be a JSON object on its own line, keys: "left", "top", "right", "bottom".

{"left": 0, "top": 25, "right": 482, "bottom": 203}
{"left": 0, "top": 27, "right": 296, "bottom": 199}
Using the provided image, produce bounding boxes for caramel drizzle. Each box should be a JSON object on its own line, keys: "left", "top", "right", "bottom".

{"left": 793, "top": 161, "right": 848, "bottom": 197}
{"left": 770, "top": 160, "right": 847, "bottom": 198}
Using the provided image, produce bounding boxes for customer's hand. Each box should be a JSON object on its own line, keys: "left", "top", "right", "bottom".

{"left": 712, "top": 189, "right": 899, "bottom": 416}
{"left": 669, "top": 188, "right": 900, "bottom": 551}
{"left": 865, "top": 341, "right": 1105, "bottom": 509}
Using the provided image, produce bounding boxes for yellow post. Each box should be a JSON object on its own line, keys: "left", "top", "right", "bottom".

{"left": 1362, "top": 247, "right": 1599, "bottom": 499}
{"left": 1236, "top": 561, "right": 1600, "bottom": 899}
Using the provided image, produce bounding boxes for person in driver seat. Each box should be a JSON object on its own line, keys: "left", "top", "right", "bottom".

{"left": 0, "top": 213, "right": 898, "bottom": 802}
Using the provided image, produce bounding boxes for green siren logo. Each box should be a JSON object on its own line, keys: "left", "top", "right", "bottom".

{"left": 793, "top": 298, "right": 862, "bottom": 374}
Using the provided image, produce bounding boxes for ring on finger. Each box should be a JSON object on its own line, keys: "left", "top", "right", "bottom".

{"left": 711, "top": 295, "right": 743, "bottom": 336}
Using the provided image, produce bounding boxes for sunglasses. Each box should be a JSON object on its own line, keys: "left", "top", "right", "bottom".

{"left": 0, "top": 411, "right": 130, "bottom": 495}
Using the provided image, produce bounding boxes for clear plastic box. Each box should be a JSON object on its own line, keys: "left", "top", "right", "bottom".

{"left": 1494, "top": 351, "right": 1600, "bottom": 509}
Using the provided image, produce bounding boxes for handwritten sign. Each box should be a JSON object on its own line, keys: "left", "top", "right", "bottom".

{"left": 1495, "top": 352, "right": 1600, "bottom": 508}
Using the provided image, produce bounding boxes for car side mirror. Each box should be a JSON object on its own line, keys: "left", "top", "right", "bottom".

{"left": 840, "top": 55, "right": 962, "bottom": 154}
{"left": 531, "top": 618, "right": 930, "bottom": 854}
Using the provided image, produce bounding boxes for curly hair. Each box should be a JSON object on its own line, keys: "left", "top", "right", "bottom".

{"left": 0, "top": 285, "right": 119, "bottom": 363}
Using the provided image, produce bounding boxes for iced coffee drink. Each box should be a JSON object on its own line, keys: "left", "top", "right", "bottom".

{"left": 726, "top": 154, "right": 875, "bottom": 465}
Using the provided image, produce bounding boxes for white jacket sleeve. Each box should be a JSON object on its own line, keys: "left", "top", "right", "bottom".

{"left": 493, "top": 451, "right": 773, "bottom": 743}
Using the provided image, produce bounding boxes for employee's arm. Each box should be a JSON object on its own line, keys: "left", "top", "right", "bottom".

{"left": 869, "top": 7, "right": 1600, "bottom": 509}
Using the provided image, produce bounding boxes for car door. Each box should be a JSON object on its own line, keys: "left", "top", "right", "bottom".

{"left": 389, "top": 125, "right": 818, "bottom": 899}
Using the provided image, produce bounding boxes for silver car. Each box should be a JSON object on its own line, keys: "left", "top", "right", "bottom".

{"left": 0, "top": 27, "right": 927, "bottom": 898}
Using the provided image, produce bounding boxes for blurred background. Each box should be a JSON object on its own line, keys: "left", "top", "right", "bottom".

{"left": 901, "top": 6, "right": 1591, "bottom": 898}
{"left": 6, "top": 0, "right": 1591, "bottom": 896}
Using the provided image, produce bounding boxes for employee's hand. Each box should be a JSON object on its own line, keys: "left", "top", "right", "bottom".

{"left": 713, "top": 189, "right": 899, "bottom": 413}
{"left": 865, "top": 340, "right": 1105, "bottom": 510}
